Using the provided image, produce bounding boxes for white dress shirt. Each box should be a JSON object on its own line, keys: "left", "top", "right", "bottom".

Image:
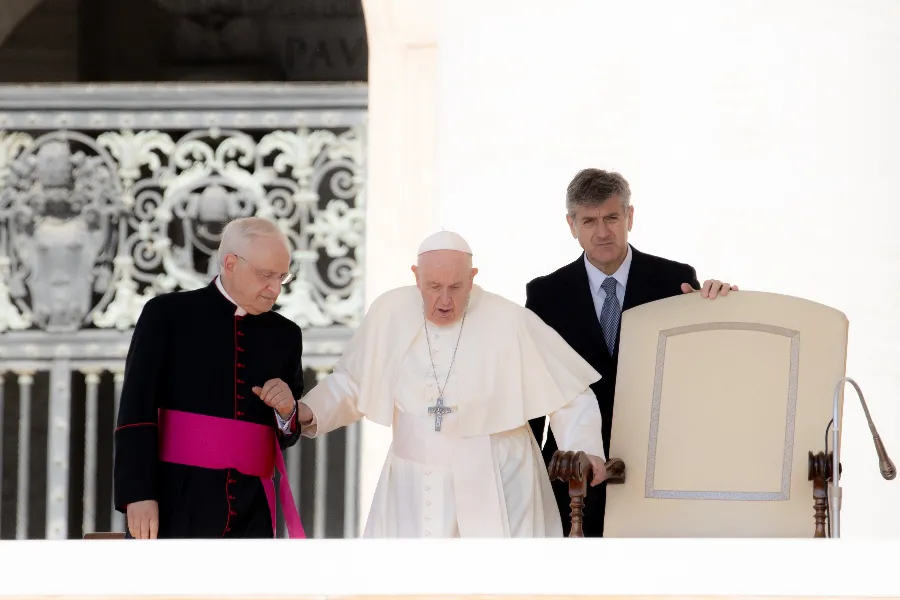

{"left": 583, "top": 244, "right": 632, "bottom": 324}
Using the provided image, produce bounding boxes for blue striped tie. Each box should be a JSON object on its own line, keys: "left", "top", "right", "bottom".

{"left": 600, "top": 277, "right": 620, "bottom": 355}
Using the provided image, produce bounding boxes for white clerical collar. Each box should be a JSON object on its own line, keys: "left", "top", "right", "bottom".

{"left": 215, "top": 276, "right": 248, "bottom": 316}
{"left": 584, "top": 244, "right": 633, "bottom": 295}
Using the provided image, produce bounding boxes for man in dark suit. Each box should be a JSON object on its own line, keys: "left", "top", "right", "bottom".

{"left": 526, "top": 168, "right": 737, "bottom": 537}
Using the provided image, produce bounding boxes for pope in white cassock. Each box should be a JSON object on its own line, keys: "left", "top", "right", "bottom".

{"left": 294, "top": 231, "right": 608, "bottom": 537}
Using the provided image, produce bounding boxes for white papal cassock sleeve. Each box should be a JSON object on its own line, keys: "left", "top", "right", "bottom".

{"left": 299, "top": 365, "right": 365, "bottom": 438}
{"left": 547, "top": 389, "right": 606, "bottom": 461}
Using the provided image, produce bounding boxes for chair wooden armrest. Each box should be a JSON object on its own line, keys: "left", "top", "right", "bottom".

{"left": 83, "top": 532, "right": 126, "bottom": 539}
{"left": 548, "top": 450, "right": 627, "bottom": 537}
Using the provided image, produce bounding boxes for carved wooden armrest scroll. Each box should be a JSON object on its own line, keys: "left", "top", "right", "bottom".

{"left": 549, "top": 450, "right": 626, "bottom": 537}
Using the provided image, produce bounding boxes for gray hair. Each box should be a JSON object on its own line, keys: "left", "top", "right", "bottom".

{"left": 217, "top": 217, "right": 290, "bottom": 271}
{"left": 565, "top": 168, "right": 632, "bottom": 217}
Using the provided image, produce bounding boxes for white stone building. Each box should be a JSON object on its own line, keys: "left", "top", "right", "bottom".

{"left": 1, "top": 0, "right": 898, "bottom": 541}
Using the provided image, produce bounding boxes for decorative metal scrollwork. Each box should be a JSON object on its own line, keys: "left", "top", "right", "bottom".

{"left": 0, "top": 125, "right": 365, "bottom": 333}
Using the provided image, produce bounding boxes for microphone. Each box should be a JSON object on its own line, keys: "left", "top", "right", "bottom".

{"left": 875, "top": 435, "right": 897, "bottom": 480}
{"left": 831, "top": 377, "right": 896, "bottom": 538}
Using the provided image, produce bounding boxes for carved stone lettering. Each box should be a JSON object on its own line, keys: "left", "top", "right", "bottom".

{"left": 277, "top": 20, "right": 367, "bottom": 81}
{"left": 152, "top": 0, "right": 368, "bottom": 82}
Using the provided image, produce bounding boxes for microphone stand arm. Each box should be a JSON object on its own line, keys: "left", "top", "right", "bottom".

{"left": 830, "top": 376, "right": 897, "bottom": 539}
{"left": 831, "top": 377, "right": 844, "bottom": 539}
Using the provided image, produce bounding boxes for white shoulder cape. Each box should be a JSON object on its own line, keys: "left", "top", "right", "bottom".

{"left": 335, "top": 284, "right": 601, "bottom": 437}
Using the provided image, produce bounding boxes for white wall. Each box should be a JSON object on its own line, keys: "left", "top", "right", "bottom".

{"left": 423, "top": 0, "right": 900, "bottom": 537}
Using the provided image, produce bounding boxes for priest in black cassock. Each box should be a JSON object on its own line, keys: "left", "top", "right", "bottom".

{"left": 114, "top": 217, "right": 307, "bottom": 539}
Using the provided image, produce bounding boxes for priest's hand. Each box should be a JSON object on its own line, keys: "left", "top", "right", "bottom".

{"left": 680, "top": 279, "right": 738, "bottom": 299}
{"left": 252, "top": 378, "right": 296, "bottom": 419}
{"left": 127, "top": 499, "right": 159, "bottom": 539}
{"left": 586, "top": 455, "right": 608, "bottom": 486}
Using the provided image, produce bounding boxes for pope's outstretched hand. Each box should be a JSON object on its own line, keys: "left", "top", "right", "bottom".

{"left": 296, "top": 401, "right": 314, "bottom": 425}
{"left": 587, "top": 455, "right": 607, "bottom": 486}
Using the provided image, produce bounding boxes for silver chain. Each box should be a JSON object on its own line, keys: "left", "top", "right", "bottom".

{"left": 424, "top": 308, "right": 467, "bottom": 401}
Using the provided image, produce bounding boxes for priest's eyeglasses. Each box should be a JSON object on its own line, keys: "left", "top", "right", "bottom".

{"left": 236, "top": 255, "right": 294, "bottom": 286}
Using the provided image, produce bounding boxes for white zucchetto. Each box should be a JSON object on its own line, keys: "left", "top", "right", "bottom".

{"left": 416, "top": 231, "right": 473, "bottom": 256}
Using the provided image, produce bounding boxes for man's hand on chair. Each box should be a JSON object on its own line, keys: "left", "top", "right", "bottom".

{"left": 586, "top": 455, "right": 608, "bottom": 486}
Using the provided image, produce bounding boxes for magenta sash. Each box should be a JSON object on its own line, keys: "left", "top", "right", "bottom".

{"left": 158, "top": 408, "right": 306, "bottom": 539}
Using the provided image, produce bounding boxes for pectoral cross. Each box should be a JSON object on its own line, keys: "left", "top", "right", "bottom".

{"left": 427, "top": 396, "right": 452, "bottom": 432}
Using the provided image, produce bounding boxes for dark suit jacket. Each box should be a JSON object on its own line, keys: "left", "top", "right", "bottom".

{"left": 525, "top": 244, "right": 699, "bottom": 537}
